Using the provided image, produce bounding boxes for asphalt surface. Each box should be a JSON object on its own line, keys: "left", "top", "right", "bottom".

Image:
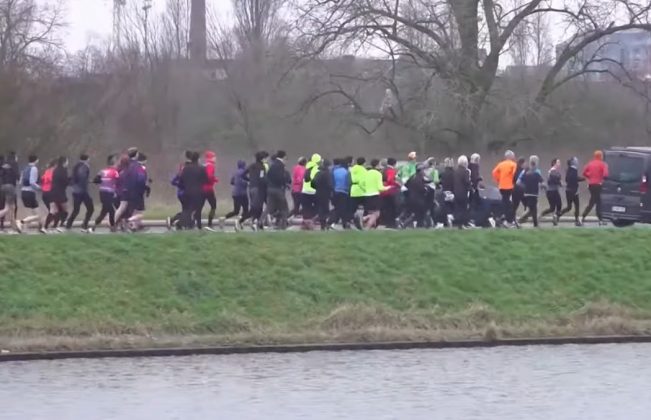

{"left": 1, "top": 216, "right": 634, "bottom": 235}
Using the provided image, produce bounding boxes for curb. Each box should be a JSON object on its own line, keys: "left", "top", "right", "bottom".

{"left": 2, "top": 335, "right": 650, "bottom": 362}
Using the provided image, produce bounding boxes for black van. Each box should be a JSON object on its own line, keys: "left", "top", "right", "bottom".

{"left": 601, "top": 147, "right": 651, "bottom": 227}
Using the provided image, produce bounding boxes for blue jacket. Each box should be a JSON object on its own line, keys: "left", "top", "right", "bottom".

{"left": 332, "top": 165, "right": 351, "bottom": 194}
{"left": 231, "top": 160, "right": 249, "bottom": 197}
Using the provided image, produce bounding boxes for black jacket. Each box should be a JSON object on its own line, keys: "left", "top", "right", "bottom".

{"left": 406, "top": 173, "right": 427, "bottom": 200}
{"left": 246, "top": 162, "right": 267, "bottom": 190}
{"left": 440, "top": 167, "right": 455, "bottom": 192}
{"left": 266, "top": 158, "right": 291, "bottom": 190}
{"left": 179, "top": 162, "right": 208, "bottom": 197}
{"left": 453, "top": 166, "right": 471, "bottom": 199}
{"left": 312, "top": 168, "right": 333, "bottom": 196}
{"left": 565, "top": 166, "right": 584, "bottom": 192}
{"left": 51, "top": 165, "right": 69, "bottom": 202}
{"left": 0, "top": 163, "right": 17, "bottom": 185}
{"left": 469, "top": 163, "right": 482, "bottom": 190}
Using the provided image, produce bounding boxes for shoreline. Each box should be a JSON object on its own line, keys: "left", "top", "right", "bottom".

{"left": 2, "top": 334, "right": 651, "bottom": 362}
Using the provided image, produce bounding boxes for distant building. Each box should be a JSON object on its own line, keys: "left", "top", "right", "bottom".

{"left": 557, "top": 30, "right": 651, "bottom": 82}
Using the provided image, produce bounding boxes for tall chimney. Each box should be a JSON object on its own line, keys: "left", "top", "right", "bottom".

{"left": 189, "top": 0, "right": 206, "bottom": 63}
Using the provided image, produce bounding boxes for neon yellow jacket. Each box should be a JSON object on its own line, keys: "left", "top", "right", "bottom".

{"left": 364, "top": 168, "right": 387, "bottom": 196}
{"left": 350, "top": 164, "right": 367, "bottom": 198}
{"left": 302, "top": 153, "right": 322, "bottom": 195}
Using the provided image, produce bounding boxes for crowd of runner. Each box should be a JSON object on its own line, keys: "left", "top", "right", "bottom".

{"left": 0, "top": 147, "right": 609, "bottom": 234}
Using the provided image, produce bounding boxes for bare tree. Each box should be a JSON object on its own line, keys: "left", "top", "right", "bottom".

{"left": 294, "top": 0, "right": 651, "bottom": 147}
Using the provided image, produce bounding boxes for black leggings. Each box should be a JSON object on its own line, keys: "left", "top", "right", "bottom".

{"left": 561, "top": 190, "right": 580, "bottom": 220}
{"left": 201, "top": 191, "right": 217, "bottom": 227}
{"left": 500, "top": 189, "right": 513, "bottom": 222}
{"left": 542, "top": 190, "right": 562, "bottom": 217}
{"left": 226, "top": 195, "right": 249, "bottom": 219}
{"left": 521, "top": 196, "right": 539, "bottom": 227}
{"left": 181, "top": 193, "right": 203, "bottom": 229}
{"left": 67, "top": 192, "right": 94, "bottom": 230}
{"left": 290, "top": 192, "right": 302, "bottom": 217}
{"left": 95, "top": 191, "right": 116, "bottom": 227}
{"left": 583, "top": 184, "right": 602, "bottom": 220}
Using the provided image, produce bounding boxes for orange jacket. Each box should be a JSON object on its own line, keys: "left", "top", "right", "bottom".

{"left": 492, "top": 160, "right": 517, "bottom": 190}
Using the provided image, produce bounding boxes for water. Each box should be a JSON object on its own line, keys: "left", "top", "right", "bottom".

{"left": 2, "top": 344, "right": 650, "bottom": 419}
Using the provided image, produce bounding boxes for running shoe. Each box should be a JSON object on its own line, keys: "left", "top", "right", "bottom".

{"left": 38, "top": 227, "right": 48, "bottom": 235}
{"left": 204, "top": 226, "right": 216, "bottom": 233}
{"left": 15, "top": 220, "right": 22, "bottom": 234}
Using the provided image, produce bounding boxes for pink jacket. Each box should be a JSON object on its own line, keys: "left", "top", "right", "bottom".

{"left": 292, "top": 165, "right": 306, "bottom": 193}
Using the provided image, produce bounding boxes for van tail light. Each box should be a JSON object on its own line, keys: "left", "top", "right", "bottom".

{"left": 642, "top": 175, "right": 649, "bottom": 194}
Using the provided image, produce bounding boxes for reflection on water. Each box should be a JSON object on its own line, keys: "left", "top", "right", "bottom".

{"left": 1, "top": 344, "right": 650, "bottom": 419}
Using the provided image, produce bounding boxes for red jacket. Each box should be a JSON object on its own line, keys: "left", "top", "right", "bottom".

{"left": 202, "top": 162, "right": 219, "bottom": 193}
{"left": 583, "top": 159, "right": 608, "bottom": 186}
{"left": 292, "top": 165, "right": 306, "bottom": 193}
{"left": 381, "top": 166, "right": 399, "bottom": 197}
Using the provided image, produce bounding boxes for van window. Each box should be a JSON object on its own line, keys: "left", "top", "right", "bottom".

{"left": 605, "top": 154, "right": 645, "bottom": 183}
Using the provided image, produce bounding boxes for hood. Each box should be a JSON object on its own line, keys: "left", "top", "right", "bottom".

{"left": 205, "top": 151, "right": 216, "bottom": 162}
{"left": 594, "top": 150, "right": 603, "bottom": 161}
{"left": 310, "top": 153, "right": 322, "bottom": 164}
{"left": 568, "top": 157, "right": 578, "bottom": 167}
{"left": 237, "top": 160, "right": 246, "bottom": 169}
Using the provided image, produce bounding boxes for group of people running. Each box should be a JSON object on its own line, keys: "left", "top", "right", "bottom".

{"left": 0, "top": 146, "right": 608, "bottom": 234}
{"left": 170, "top": 148, "right": 609, "bottom": 232}
{"left": 0, "top": 148, "right": 150, "bottom": 234}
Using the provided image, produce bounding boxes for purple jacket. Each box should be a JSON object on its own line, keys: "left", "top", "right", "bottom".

{"left": 231, "top": 160, "right": 248, "bottom": 197}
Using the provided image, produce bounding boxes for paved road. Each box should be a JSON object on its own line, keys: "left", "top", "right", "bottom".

{"left": 2, "top": 216, "right": 639, "bottom": 235}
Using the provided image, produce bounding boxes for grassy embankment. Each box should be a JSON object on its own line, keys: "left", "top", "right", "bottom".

{"left": 1, "top": 230, "right": 651, "bottom": 352}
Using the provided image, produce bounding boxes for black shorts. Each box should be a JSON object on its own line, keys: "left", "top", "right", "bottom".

{"left": 364, "top": 196, "right": 381, "bottom": 212}
{"left": 42, "top": 191, "right": 52, "bottom": 208}
{"left": 129, "top": 195, "right": 145, "bottom": 212}
{"left": 21, "top": 190, "right": 39, "bottom": 209}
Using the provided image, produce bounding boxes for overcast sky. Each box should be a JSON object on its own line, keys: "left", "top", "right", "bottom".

{"left": 60, "top": 0, "right": 232, "bottom": 51}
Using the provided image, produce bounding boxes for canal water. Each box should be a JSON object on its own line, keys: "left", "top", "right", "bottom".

{"left": 2, "top": 343, "right": 650, "bottom": 419}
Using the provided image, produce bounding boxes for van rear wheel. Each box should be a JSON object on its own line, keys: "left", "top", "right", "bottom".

{"left": 612, "top": 219, "right": 635, "bottom": 228}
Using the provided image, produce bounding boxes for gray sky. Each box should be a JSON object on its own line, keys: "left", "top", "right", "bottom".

{"left": 61, "top": 0, "right": 232, "bottom": 51}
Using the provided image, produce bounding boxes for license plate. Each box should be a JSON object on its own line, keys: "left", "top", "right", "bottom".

{"left": 612, "top": 206, "right": 626, "bottom": 213}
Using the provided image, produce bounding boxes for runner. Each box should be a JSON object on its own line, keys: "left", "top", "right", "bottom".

{"left": 541, "top": 158, "right": 563, "bottom": 226}
{"left": 168, "top": 151, "right": 192, "bottom": 230}
{"left": 380, "top": 157, "right": 400, "bottom": 228}
{"left": 66, "top": 153, "right": 94, "bottom": 232}
{"left": 114, "top": 148, "right": 139, "bottom": 230}
{"left": 290, "top": 157, "right": 307, "bottom": 218}
{"left": 349, "top": 157, "right": 367, "bottom": 230}
{"left": 19, "top": 154, "right": 45, "bottom": 233}
{"left": 179, "top": 151, "right": 208, "bottom": 229}
{"left": 301, "top": 153, "right": 321, "bottom": 230}
{"left": 360, "top": 159, "right": 388, "bottom": 229}
{"left": 453, "top": 155, "right": 472, "bottom": 229}
{"left": 246, "top": 151, "right": 268, "bottom": 231}
{"left": 312, "top": 158, "right": 333, "bottom": 230}
{"left": 440, "top": 158, "right": 455, "bottom": 227}
{"left": 125, "top": 152, "right": 150, "bottom": 231}
{"left": 266, "top": 150, "right": 291, "bottom": 230}
{"left": 0, "top": 155, "right": 21, "bottom": 233}
{"left": 41, "top": 159, "right": 56, "bottom": 230}
{"left": 492, "top": 150, "right": 517, "bottom": 227}
{"left": 582, "top": 150, "right": 609, "bottom": 225}
{"left": 518, "top": 155, "right": 545, "bottom": 228}
{"left": 201, "top": 151, "right": 218, "bottom": 231}
{"left": 91, "top": 155, "right": 120, "bottom": 232}
{"left": 330, "top": 158, "right": 351, "bottom": 228}
{"left": 560, "top": 157, "right": 584, "bottom": 226}
{"left": 512, "top": 157, "right": 527, "bottom": 221}
{"left": 402, "top": 164, "right": 428, "bottom": 228}
{"left": 50, "top": 156, "right": 70, "bottom": 233}
{"left": 223, "top": 160, "right": 249, "bottom": 231}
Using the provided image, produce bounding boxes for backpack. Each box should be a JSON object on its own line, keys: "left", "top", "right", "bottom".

{"left": 21, "top": 166, "right": 32, "bottom": 187}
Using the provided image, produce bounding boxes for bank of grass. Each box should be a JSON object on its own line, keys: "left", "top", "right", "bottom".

{"left": 1, "top": 229, "right": 651, "bottom": 351}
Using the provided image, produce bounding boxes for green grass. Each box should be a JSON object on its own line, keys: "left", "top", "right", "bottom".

{"left": 1, "top": 229, "right": 651, "bottom": 351}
